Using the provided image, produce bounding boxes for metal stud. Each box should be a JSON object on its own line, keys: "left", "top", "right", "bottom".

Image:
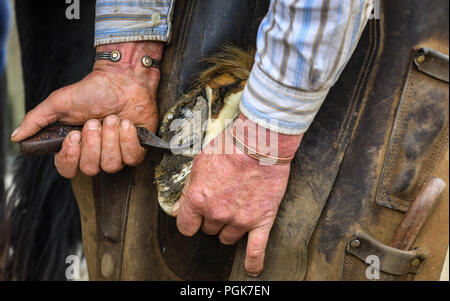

{"left": 411, "top": 258, "right": 422, "bottom": 266}
{"left": 350, "top": 239, "right": 361, "bottom": 248}
{"left": 110, "top": 50, "right": 121, "bottom": 62}
{"left": 416, "top": 54, "right": 426, "bottom": 64}
{"left": 142, "top": 56, "right": 153, "bottom": 68}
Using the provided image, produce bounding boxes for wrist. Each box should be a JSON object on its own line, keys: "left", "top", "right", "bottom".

{"left": 94, "top": 41, "right": 164, "bottom": 79}
{"left": 231, "top": 113, "right": 303, "bottom": 159}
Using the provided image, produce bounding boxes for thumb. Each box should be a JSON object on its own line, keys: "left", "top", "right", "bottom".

{"left": 11, "top": 90, "right": 65, "bottom": 142}
{"left": 171, "top": 201, "right": 180, "bottom": 217}
{"left": 133, "top": 106, "right": 159, "bottom": 134}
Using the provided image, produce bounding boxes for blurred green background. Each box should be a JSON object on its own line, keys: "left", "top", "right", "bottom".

{"left": 5, "top": 0, "right": 24, "bottom": 156}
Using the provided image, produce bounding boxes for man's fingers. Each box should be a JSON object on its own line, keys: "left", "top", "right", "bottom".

{"left": 119, "top": 120, "right": 146, "bottom": 166}
{"left": 201, "top": 219, "right": 224, "bottom": 236}
{"left": 101, "top": 115, "right": 124, "bottom": 173}
{"left": 80, "top": 119, "right": 102, "bottom": 176}
{"left": 11, "top": 97, "right": 58, "bottom": 142}
{"left": 54, "top": 131, "right": 81, "bottom": 179}
{"left": 245, "top": 227, "right": 271, "bottom": 278}
{"left": 219, "top": 225, "right": 246, "bottom": 245}
{"left": 176, "top": 194, "right": 203, "bottom": 237}
{"left": 171, "top": 201, "right": 180, "bottom": 217}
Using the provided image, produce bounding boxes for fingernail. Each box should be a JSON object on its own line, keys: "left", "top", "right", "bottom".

{"left": 121, "top": 120, "right": 131, "bottom": 130}
{"left": 11, "top": 127, "right": 20, "bottom": 138}
{"left": 69, "top": 132, "right": 81, "bottom": 145}
{"left": 87, "top": 120, "right": 99, "bottom": 131}
{"left": 105, "top": 116, "right": 118, "bottom": 126}
{"left": 247, "top": 272, "right": 260, "bottom": 278}
{"left": 171, "top": 202, "right": 180, "bottom": 216}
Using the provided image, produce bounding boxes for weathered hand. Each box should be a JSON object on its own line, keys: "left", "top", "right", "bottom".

{"left": 172, "top": 114, "right": 303, "bottom": 277}
{"left": 11, "top": 42, "right": 163, "bottom": 178}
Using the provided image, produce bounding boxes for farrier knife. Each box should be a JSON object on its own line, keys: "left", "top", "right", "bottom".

{"left": 19, "top": 124, "right": 193, "bottom": 156}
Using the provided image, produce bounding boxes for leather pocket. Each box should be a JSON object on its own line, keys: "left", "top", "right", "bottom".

{"left": 376, "top": 48, "right": 449, "bottom": 212}
{"left": 340, "top": 232, "right": 427, "bottom": 281}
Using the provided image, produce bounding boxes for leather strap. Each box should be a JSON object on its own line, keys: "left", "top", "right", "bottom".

{"left": 95, "top": 50, "right": 122, "bottom": 62}
{"left": 95, "top": 51, "right": 161, "bottom": 69}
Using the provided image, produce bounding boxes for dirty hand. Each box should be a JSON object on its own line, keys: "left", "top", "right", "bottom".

{"left": 10, "top": 41, "right": 163, "bottom": 178}
{"left": 172, "top": 114, "right": 303, "bottom": 277}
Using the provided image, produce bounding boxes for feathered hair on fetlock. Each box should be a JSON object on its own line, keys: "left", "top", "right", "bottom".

{"left": 195, "top": 44, "right": 255, "bottom": 89}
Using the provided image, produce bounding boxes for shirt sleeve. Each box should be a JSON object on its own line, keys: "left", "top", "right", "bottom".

{"left": 94, "top": 0, "right": 175, "bottom": 47}
{"left": 240, "top": 0, "right": 374, "bottom": 135}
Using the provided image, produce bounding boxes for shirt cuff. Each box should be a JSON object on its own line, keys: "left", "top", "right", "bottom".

{"left": 94, "top": 0, "right": 175, "bottom": 47}
{"left": 240, "top": 64, "right": 329, "bottom": 135}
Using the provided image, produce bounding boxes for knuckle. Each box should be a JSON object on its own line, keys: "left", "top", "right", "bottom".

{"left": 122, "top": 152, "right": 144, "bottom": 166}
{"left": 58, "top": 169, "right": 77, "bottom": 179}
{"left": 187, "top": 191, "right": 205, "bottom": 209}
{"left": 177, "top": 222, "right": 196, "bottom": 237}
{"left": 80, "top": 164, "right": 100, "bottom": 176}
{"left": 219, "top": 235, "right": 237, "bottom": 245}
{"left": 22, "top": 113, "right": 32, "bottom": 124}
{"left": 208, "top": 208, "right": 231, "bottom": 223}
{"left": 119, "top": 136, "right": 136, "bottom": 152}
{"left": 101, "top": 160, "right": 123, "bottom": 173}
{"left": 84, "top": 133, "right": 100, "bottom": 146}
{"left": 54, "top": 159, "right": 69, "bottom": 179}
{"left": 56, "top": 147, "right": 78, "bottom": 166}
{"left": 202, "top": 225, "right": 218, "bottom": 236}
{"left": 24, "top": 113, "right": 46, "bottom": 129}
{"left": 235, "top": 214, "right": 253, "bottom": 229}
{"left": 102, "top": 130, "right": 117, "bottom": 143}
{"left": 85, "top": 140, "right": 99, "bottom": 149}
{"left": 49, "top": 89, "right": 62, "bottom": 100}
{"left": 65, "top": 146, "right": 79, "bottom": 157}
{"left": 219, "top": 228, "right": 242, "bottom": 245}
{"left": 122, "top": 156, "right": 137, "bottom": 166}
{"left": 46, "top": 90, "right": 62, "bottom": 107}
{"left": 247, "top": 248, "right": 264, "bottom": 261}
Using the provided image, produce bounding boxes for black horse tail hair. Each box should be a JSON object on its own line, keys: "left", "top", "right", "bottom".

{"left": 0, "top": 0, "right": 96, "bottom": 281}
{"left": 0, "top": 155, "right": 81, "bottom": 280}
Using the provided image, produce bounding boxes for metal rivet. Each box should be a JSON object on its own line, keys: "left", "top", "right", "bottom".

{"left": 110, "top": 51, "right": 121, "bottom": 62}
{"left": 350, "top": 239, "right": 361, "bottom": 248}
{"left": 416, "top": 54, "right": 426, "bottom": 64}
{"left": 101, "top": 253, "right": 115, "bottom": 278}
{"left": 142, "top": 56, "right": 153, "bottom": 68}
{"left": 411, "top": 258, "right": 422, "bottom": 266}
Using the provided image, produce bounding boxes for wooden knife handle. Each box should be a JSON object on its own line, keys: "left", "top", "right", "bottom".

{"left": 19, "top": 124, "right": 82, "bottom": 156}
{"left": 389, "top": 177, "right": 446, "bottom": 250}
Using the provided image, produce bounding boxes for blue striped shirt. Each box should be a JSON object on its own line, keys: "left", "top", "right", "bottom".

{"left": 94, "top": 0, "right": 175, "bottom": 46}
{"left": 95, "top": 0, "right": 373, "bottom": 134}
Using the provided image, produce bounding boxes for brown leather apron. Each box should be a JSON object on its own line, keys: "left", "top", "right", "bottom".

{"left": 72, "top": 0, "right": 449, "bottom": 281}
